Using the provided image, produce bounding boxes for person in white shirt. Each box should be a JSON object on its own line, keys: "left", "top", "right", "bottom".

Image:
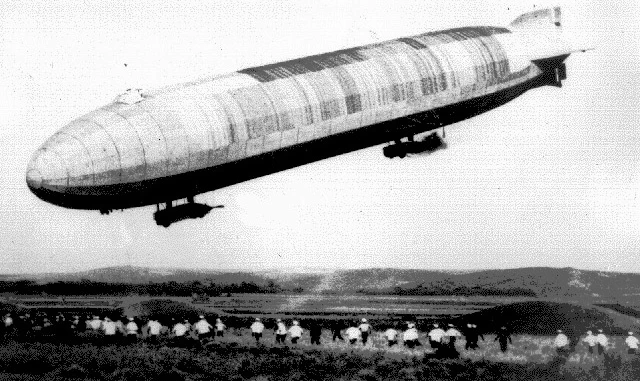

{"left": 385, "top": 327, "right": 398, "bottom": 347}
{"left": 403, "top": 323, "right": 420, "bottom": 349}
{"left": 274, "top": 319, "right": 287, "bottom": 344}
{"left": 250, "top": 318, "right": 265, "bottom": 344}
{"left": 345, "top": 324, "right": 361, "bottom": 345}
{"left": 554, "top": 329, "right": 570, "bottom": 356}
{"left": 144, "top": 319, "right": 163, "bottom": 344}
{"left": 173, "top": 321, "right": 188, "bottom": 337}
{"left": 358, "top": 318, "right": 372, "bottom": 346}
{"left": 172, "top": 320, "right": 189, "bottom": 347}
{"left": 582, "top": 330, "right": 598, "bottom": 354}
{"left": 125, "top": 317, "right": 139, "bottom": 343}
{"left": 596, "top": 329, "right": 608, "bottom": 355}
{"left": 88, "top": 315, "right": 102, "bottom": 331}
{"left": 428, "top": 324, "right": 446, "bottom": 350}
{"left": 3, "top": 313, "right": 13, "bottom": 328}
{"left": 625, "top": 332, "right": 639, "bottom": 354}
{"left": 2, "top": 313, "right": 13, "bottom": 342}
{"left": 215, "top": 318, "right": 226, "bottom": 338}
{"left": 444, "top": 324, "right": 462, "bottom": 350}
{"left": 194, "top": 315, "right": 213, "bottom": 343}
{"left": 288, "top": 320, "right": 303, "bottom": 344}
{"left": 101, "top": 317, "right": 119, "bottom": 345}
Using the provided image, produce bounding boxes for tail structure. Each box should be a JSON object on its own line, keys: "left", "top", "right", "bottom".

{"left": 509, "top": 6, "right": 563, "bottom": 32}
{"left": 507, "top": 7, "right": 589, "bottom": 87}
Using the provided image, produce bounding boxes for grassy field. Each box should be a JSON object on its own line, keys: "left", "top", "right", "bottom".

{"left": 1, "top": 330, "right": 639, "bottom": 380}
{"left": 3, "top": 294, "right": 525, "bottom": 316}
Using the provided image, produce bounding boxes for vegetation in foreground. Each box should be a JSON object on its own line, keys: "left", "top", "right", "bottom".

{"left": 1, "top": 332, "right": 640, "bottom": 381}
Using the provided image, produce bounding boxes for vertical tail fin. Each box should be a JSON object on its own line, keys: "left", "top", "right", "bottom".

{"left": 509, "top": 7, "right": 562, "bottom": 32}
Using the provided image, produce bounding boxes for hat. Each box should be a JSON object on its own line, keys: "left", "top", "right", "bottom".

{"left": 362, "top": 318, "right": 367, "bottom": 323}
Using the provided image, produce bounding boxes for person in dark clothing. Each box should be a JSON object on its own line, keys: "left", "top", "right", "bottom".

{"left": 495, "top": 326, "right": 512, "bottom": 352}
{"left": 331, "top": 320, "right": 344, "bottom": 341}
{"left": 310, "top": 322, "right": 322, "bottom": 345}
{"left": 465, "top": 323, "right": 484, "bottom": 350}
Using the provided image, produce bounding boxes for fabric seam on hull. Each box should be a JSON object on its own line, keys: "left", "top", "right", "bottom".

{"left": 57, "top": 130, "right": 96, "bottom": 186}
{"left": 134, "top": 104, "right": 170, "bottom": 180}
{"left": 78, "top": 118, "right": 123, "bottom": 185}
{"left": 45, "top": 146, "right": 71, "bottom": 188}
{"left": 110, "top": 109, "right": 148, "bottom": 183}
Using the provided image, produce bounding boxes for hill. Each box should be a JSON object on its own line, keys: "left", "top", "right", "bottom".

{"left": 2, "top": 266, "right": 639, "bottom": 300}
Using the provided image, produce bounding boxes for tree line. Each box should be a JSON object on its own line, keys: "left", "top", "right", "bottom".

{"left": 0, "top": 279, "right": 288, "bottom": 296}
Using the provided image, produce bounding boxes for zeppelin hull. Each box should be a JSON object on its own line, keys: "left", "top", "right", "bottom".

{"left": 27, "top": 72, "right": 550, "bottom": 211}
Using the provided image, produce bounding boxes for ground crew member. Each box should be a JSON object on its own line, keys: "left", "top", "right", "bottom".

{"left": 345, "top": 323, "right": 361, "bottom": 345}
{"left": 596, "top": 329, "right": 608, "bottom": 355}
{"left": 102, "top": 317, "right": 119, "bottom": 345}
{"left": 172, "top": 319, "right": 189, "bottom": 347}
{"left": 194, "top": 315, "right": 213, "bottom": 343}
{"left": 445, "top": 324, "right": 462, "bottom": 350}
{"left": 250, "top": 318, "right": 265, "bottom": 344}
{"left": 310, "top": 322, "right": 322, "bottom": 345}
{"left": 495, "top": 326, "right": 512, "bottom": 353}
{"left": 144, "top": 318, "right": 163, "bottom": 344}
{"left": 625, "top": 332, "right": 639, "bottom": 354}
{"left": 88, "top": 315, "right": 102, "bottom": 331}
{"left": 428, "top": 323, "right": 446, "bottom": 349}
{"left": 275, "top": 319, "right": 287, "bottom": 344}
{"left": 554, "top": 329, "right": 570, "bottom": 357}
{"left": 125, "top": 317, "right": 139, "bottom": 343}
{"left": 214, "top": 318, "right": 226, "bottom": 338}
{"left": 331, "top": 320, "right": 344, "bottom": 342}
{"left": 69, "top": 315, "right": 81, "bottom": 337}
{"left": 289, "top": 320, "right": 303, "bottom": 344}
{"left": 385, "top": 326, "right": 398, "bottom": 347}
{"left": 403, "top": 323, "right": 420, "bottom": 349}
{"left": 582, "top": 330, "right": 598, "bottom": 354}
{"left": 358, "top": 318, "right": 372, "bottom": 345}
{"left": 465, "top": 324, "right": 484, "bottom": 350}
{"left": 183, "top": 318, "right": 192, "bottom": 332}
{"left": 2, "top": 313, "right": 13, "bottom": 341}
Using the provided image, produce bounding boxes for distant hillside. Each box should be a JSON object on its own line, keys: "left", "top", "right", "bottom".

{"left": 334, "top": 267, "right": 640, "bottom": 298}
{"left": 2, "top": 266, "right": 639, "bottom": 299}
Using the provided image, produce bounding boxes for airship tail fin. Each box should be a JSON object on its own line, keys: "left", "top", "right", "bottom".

{"left": 509, "top": 7, "right": 563, "bottom": 32}
{"left": 508, "top": 7, "right": 591, "bottom": 62}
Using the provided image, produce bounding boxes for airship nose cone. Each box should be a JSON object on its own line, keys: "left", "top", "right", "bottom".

{"left": 26, "top": 168, "right": 43, "bottom": 190}
{"left": 26, "top": 148, "right": 68, "bottom": 192}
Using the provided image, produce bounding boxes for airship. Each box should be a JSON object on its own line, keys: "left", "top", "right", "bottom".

{"left": 26, "top": 7, "right": 587, "bottom": 226}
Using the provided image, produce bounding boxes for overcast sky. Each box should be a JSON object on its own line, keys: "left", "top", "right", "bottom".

{"left": 1, "top": 0, "right": 638, "bottom": 275}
